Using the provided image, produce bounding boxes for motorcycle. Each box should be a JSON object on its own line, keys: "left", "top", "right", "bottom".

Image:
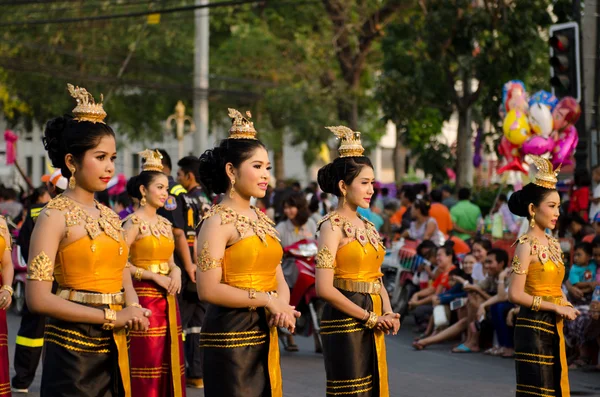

{"left": 280, "top": 239, "right": 324, "bottom": 353}
{"left": 381, "top": 239, "right": 428, "bottom": 316}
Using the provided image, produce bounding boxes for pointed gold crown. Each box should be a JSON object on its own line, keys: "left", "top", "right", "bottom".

{"left": 326, "top": 125, "right": 365, "bottom": 158}
{"left": 228, "top": 108, "right": 257, "bottom": 140}
{"left": 139, "top": 149, "right": 164, "bottom": 172}
{"left": 67, "top": 83, "right": 107, "bottom": 124}
{"left": 530, "top": 155, "right": 560, "bottom": 189}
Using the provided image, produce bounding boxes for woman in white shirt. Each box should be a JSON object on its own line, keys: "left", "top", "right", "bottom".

{"left": 402, "top": 199, "right": 445, "bottom": 246}
{"left": 276, "top": 192, "right": 318, "bottom": 247}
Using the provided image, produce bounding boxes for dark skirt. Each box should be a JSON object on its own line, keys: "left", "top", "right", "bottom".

{"left": 41, "top": 304, "right": 130, "bottom": 397}
{"left": 514, "top": 306, "right": 569, "bottom": 397}
{"left": 201, "top": 305, "right": 281, "bottom": 397}
{"left": 321, "top": 290, "right": 389, "bottom": 397}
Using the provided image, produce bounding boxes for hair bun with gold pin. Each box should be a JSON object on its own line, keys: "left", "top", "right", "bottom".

{"left": 67, "top": 83, "right": 107, "bottom": 124}
{"left": 228, "top": 108, "right": 257, "bottom": 140}
{"left": 325, "top": 125, "right": 365, "bottom": 158}
{"left": 139, "top": 149, "right": 164, "bottom": 172}
{"left": 530, "top": 155, "right": 560, "bottom": 190}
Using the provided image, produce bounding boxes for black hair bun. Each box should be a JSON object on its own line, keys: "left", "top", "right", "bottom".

{"left": 43, "top": 116, "right": 71, "bottom": 167}
{"left": 507, "top": 183, "right": 555, "bottom": 218}
{"left": 317, "top": 163, "right": 339, "bottom": 196}
{"left": 198, "top": 147, "right": 227, "bottom": 195}
{"left": 508, "top": 190, "right": 528, "bottom": 217}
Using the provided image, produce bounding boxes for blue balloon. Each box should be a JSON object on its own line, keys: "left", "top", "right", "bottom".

{"left": 528, "top": 90, "right": 559, "bottom": 111}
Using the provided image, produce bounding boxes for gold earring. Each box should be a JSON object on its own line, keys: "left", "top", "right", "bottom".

{"left": 68, "top": 167, "right": 76, "bottom": 189}
{"left": 140, "top": 196, "right": 147, "bottom": 206}
{"left": 530, "top": 214, "right": 535, "bottom": 229}
{"left": 229, "top": 179, "right": 236, "bottom": 199}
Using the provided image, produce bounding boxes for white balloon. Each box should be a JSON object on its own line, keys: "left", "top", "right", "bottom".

{"left": 528, "top": 103, "right": 553, "bottom": 138}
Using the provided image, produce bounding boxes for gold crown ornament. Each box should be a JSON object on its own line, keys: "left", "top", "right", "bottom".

{"left": 139, "top": 149, "right": 164, "bottom": 172}
{"left": 67, "top": 84, "right": 107, "bottom": 124}
{"left": 530, "top": 155, "right": 560, "bottom": 189}
{"left": 228, "top": 108, "right": 257, "bottom": 140}
{"left": 325, "top": 126, "right": 365, "bottom": 158}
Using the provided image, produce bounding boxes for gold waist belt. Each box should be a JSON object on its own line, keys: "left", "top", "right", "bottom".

{"left": 138, "top": 262, "right": 170, "bottom": 275}
{"left": 56, "top": 288, "right": 124, "bottom": 305}
{"left": 334, "top": 279, "right": 381, "bottom": 295}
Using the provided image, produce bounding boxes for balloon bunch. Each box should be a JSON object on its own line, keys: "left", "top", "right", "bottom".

{"left": 497, "top": 80, "right": 581, "bottom": 174}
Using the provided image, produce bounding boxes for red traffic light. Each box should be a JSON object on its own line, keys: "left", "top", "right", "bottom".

{"left": 549, "top": 34, "right": 569, "bottom": 52}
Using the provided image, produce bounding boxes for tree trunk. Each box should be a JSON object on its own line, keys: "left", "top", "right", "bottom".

{"left": 393, "top": 126, "right": 405, "bottom": 183}
{"left": 456, "top": 72, "right": 474, "bottom": 188}
{"left": 274, "top": 133, "right": 285, "bottom": 182}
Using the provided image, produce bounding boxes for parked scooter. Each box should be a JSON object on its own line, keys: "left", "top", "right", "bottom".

{"left": 280, "top": 239, "right": 324, "bottom": 352}
{"left": 12, "top": 245, "right": 27, "bottom": 315}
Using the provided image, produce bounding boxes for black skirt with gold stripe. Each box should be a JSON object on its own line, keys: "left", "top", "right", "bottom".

{"left": 201, "top": 304, "right": 282, "bottom": 397}
{"left": 321, "top": 290, "right": 388, "bottom": 397}
{"left": 514, "top": 306, "right": 570, "bottom": 397}
{"left": 40, "top": 304, "right": 130, "bottom": 397}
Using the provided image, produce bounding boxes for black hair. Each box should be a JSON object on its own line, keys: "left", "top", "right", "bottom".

{"left": 568, "top": 213, "right": 586, "bottom": 226}
{"left": 381, "top": 187, "right": 389, "bottom": 196}
{"left": 498, "top": 193, "right": 508, "bottom": 202}
{"left": 413, "top": 199, "right": 431, "bottom": 217}
{"left": 438, "top": 241, "right": 458, "bottom": 265}
{"left": 591, "top": 235, "right": 600, "bottom": 249}
{"left": 472, "top": 237, "right": 492, "bottom": 252}
{"left": 3, "top": 188, "right": 17, "bottom": 201}
{"left": 126, "top": 171, "right": 166, "bottom": 200}
{"left": 26, "top": 185, "right": 49, "bottom": 207}
{"left": 198, "top": 138, "right": 267, "bottom": 195}
{"left": 155, "top": 148, "right": 172, "bottom": 171}
{"left": 177, "top": 156, "right": 201, "bottom": 183}
{"left": 95, "top": 190, "right": 110, "bottom": 207}
{"left": 417, "top": 240, "right": 438, "bottom": 259}
{"left": 317, "top": 156, "right": 374, "bottom": 197}
{"left": 575, "top": 241, "right": 593, "bottom": 257}
{"left": 283, "top": 192, "right": 310, "bottom": 227}
{"left": 458, "top": 187, "right": 471, "bottom": 201}
{"left": 507, "top": 183, "right": 556, "bottom": 218}
{"left": 441, "top": 185, "right": 453, "bottom": 194}
{"left": 487, "top": 248, "right": 509, "bottom": 268}
{"left": 430, "top": 189, "right": 442, "bottom": 203}
{"left": 574, "top": 169, "right": 591, "bottom": 187}
{"left": 308, "top": 195, "right": 320, "bottom": 213}
{"left": 43, "top": 115, "right": 115, "bottom": 179}
{"left": 115, "top": 191, "right": 132, "bottom": 208}
{"left": 402, "top": 186, "right": 417, "bottom": 203}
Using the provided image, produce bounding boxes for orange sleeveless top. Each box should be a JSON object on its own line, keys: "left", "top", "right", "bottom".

{"left": 127, "top": 214, "right": 174, "bottom": 274}
{"left": 515, "top": 234, "right": 565, "bottom": 298}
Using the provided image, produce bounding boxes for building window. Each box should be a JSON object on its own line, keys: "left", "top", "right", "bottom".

{"left": 41, "top": 156, "right": 46, "bottom": 178}
{"left": 132, "top": 153, "right": 140, "bottom": 175}
{"left": 26, "top": 156, "right": 33, "bottom": 178}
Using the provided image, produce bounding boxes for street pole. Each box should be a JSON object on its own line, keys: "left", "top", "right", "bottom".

{"left": 574, "top": 0, "right": 591, "bottom": 171}
{"left": 194, "top": 0, "right": 209, "bottom": 157}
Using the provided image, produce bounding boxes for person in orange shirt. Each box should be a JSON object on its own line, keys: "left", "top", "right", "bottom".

{"left": 429, "top": 189, "right": 453, "bottom": 237}
{"left": 390, "top": 187, "right": 416, "bottom": 231}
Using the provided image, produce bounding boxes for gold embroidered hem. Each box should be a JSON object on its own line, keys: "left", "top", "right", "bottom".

{"left": 333, "top": 279, "right": 382, "bottom": 295}
{"left": 56, "top": 288, "right": 125, "bottom": 305}
{"left": 27, "top": 251, "right": 54, "bottom": 281}
{"left": 201, "top": 204, "right": 279, "bottom": 245}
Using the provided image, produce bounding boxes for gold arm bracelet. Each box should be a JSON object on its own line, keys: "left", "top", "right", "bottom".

{"left": 531, "top": 296, "right": 542, "bottom": 312}
{"left": 102, "top": 308, "right": 117, "bottom": 330}
{"left": 27, "top": 251, "right": 54, "bottom": 282}
{"left": 364, "top": 311, "right": 378, "bottom": 329}
{"left": 134, "top": 267, "right": 144, "bottom": 282}
{"left": 315, "top": 246, "right": 335, "bottom": 269}
{"left": 0, "top": 285, "right": 13, "bottom": 297}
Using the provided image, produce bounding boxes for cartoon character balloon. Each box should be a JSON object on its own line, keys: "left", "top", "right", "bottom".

{"left": 503, "top": 109, "right": 531, "bottom": 146}
{"left": 528, "top": 90, "right": 558, "bottom": 111}
{"left": 522, "top": 135, "right": 556, "bottom": 156}
{"left": 552, "top": 125, "right": 579, "bottom": 167}
{"left": 552, "top": 97, "right": 581, "bottom": 133}
{"left": 502, "top": 80, "right": 528, "bottom": 112}
{"left": 528, "top": 103, "right": 553, "bottom": 138}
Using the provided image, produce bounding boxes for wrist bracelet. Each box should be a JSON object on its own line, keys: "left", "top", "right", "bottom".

{"left": 128, "top": 303, "right": 142, "bottom": 309}
{"left": 531, "top": 296, "right": 542, "bottom": 312}
{"left": 362, "top": 309, "right": 369, "bottom": 321}
{"left": 263, "top": 292, "right": 273, "bottom": 308}
{"left": 382, "top": 312, "right": 394, "bottom": 317}
{"left": 248, "top": 289, "right": 257, "bottom": 311}
{"left": 0, "top": 285, "right": 13, "bottom": 297}
{"left": 364, "top": 311, "right": 378, "bottom": 329}
{"left": 102, "top": 308, "right": 117, "bottom": 330}
{"left": 134, "top": 268, "right": 144, "bottom": 282}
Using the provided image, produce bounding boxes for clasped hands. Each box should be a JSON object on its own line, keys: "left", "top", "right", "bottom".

{"left": 375, "top": 312, "right": 401, "bottom": 335}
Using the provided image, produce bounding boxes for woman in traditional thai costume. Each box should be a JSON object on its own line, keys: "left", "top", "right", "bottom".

{"left": 123, "top": 149, "right": 185, "bottom": 397}
{"left": 314, "top": 126, "right": 400, "bottom": 397}
{"left": 508, "top": 156, "right": 580, "bottom": 397}
{"left": 0, "top": 216, "right": 14, "bottom": 397}
{"left": 196, "top": 109, "right": 299, "bottom": 397}
{"left": 26, "top": 84, "right": 150, "bottom": 397}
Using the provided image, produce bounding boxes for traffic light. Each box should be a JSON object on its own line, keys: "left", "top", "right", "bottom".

{"left": 549, "top": 22, "right": 581, "bottom": 101}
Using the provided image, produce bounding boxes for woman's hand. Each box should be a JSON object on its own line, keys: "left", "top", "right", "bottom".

{"left": 555, "top": 305, "right": 580, "bottom": 321}
{"left": 266, "top": 296, "right": 300, "bottom": 333}
{"left": 377, "top": 313, "right": 401, "bottom": 335}
{"left": 115, "top": 306, "right": 152, "bottom": 331}
{"left": 153, "top": 274, "right": 174, "bottom": 294}
{"left": 477, "top": 304, "right": 486, "bottom": 320}
{"left": 0, "top": 290, "right": 11, "bottom": 310}
{"left": 168, "top": 267, "right": 182, "bottom": 295}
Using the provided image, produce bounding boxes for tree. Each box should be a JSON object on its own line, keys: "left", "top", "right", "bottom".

{"left": 378, "top": 0, "right": 552, "bottom": 187}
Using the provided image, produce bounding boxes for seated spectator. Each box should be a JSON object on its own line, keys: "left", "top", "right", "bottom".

{"left": 402, "top": 199, "right": 445, "bottom": 246}
{"left": 569, "top": 168, "right": 591, "bottom": 222}
{"left": 478, "top": 266, "right": 513, "bottom": 357}
{"left": 429, "top": 189, "right": 453, "bottom": 237}
{"left": 441, "top": 185, "right": 457, "bottom": 209}
{"left": 566, "top": 213, "right": 595, "bottom": 244}
{"left": 450, "top": 187, "right": 482, "bottom": 241}
{"left": 470, "top": 238, "right": 492, "bottom": 283}
{"left": 390, "top": 186, "right": 416, "bottom": 232}
{"left": 565, "top": 242, "right": 600, "bottom": 367}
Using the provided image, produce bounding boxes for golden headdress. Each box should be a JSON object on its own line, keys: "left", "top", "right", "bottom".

{"left": 325, "top": 126, "right": 365, "bottom": 158}
{"left": 530, "top": 155, "right": 560, "bottom": 189}
{"left": 67, "top": 83, "right": 107, "bottom": 124}
{"left": 228, "top": 108, "right": 257, "bottom": 140}
{"left": 139, "top": 149, "right": 164, "bottom": 172}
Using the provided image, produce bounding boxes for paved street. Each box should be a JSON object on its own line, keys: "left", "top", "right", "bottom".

{"left": 4, "top": 312, "right": 600, "bottom": 396}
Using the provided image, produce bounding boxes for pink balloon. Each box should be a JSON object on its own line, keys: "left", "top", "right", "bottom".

{"left": 521, "top": 135, "right": 555, "bottom": 156}
{"left": 497, "top": 137, "right": 527, "bottom": 174}
{"left": 551, "top": 125, "right": 578, "bottom": 168}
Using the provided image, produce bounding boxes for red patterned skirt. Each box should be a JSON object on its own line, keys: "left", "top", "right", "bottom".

{"left": 0, "top": 274, "right": 11, "bottom": 396}
{"left": 130, "top": 280, "right": 185, "bottom": 397}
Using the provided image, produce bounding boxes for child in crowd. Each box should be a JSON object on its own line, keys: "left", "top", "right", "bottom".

{"left": 565, "top": 242, "right": 599, "bottom": 368}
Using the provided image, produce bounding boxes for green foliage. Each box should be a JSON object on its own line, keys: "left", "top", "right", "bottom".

{"left": 412, "top": 136, "right": 453, "bottom": 185}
